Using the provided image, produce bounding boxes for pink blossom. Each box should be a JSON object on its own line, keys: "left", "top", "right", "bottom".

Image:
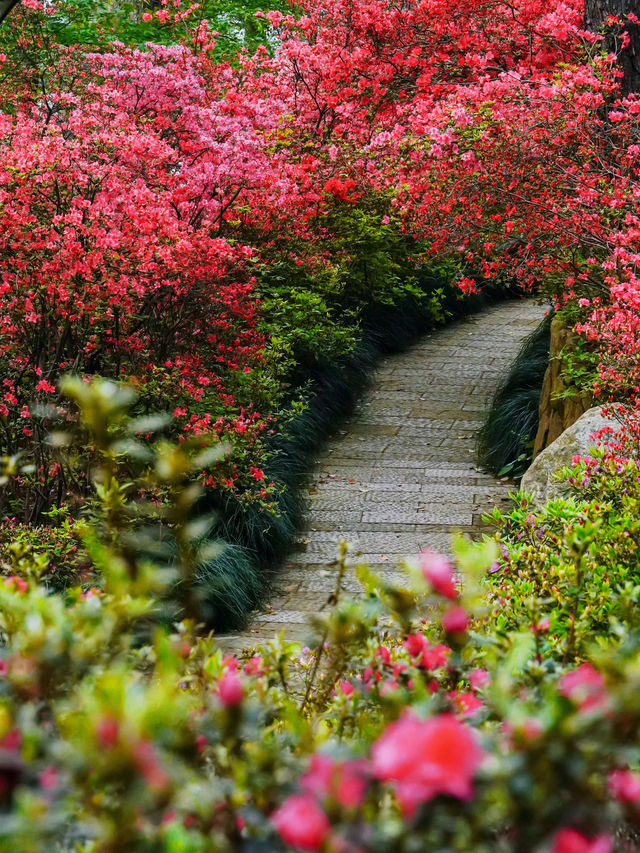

{"left": 419, "top": 550, "right": 457, "bottom": 599}
{"left": 469, "top": 668, "right": 490, "bottom": 690}
{"left": 558, "top": 664, "right": 608, "bottom": 712}
{"left": 39, "top": 765, "right": 58, "bottom": 789}
{"left": 442, "top": 605, "right": 470, "bottom": 634}
{"left": 550, "top": 828, "right": 612, "bottom": 853}
{"left": 301, "top": 754, "right": 369, "bottom": 809}
{"left": 244, "top": 656, "right": 263, "bottom": 675}
{"left": 372, "top": 712, "right": 484, "bottom": 816}
{"left": 217, "top": 670, "right": 244, "bottom": 707}
{"left": 609, "top": 769, "right": 640, "bottom": 803}
{"left": 271, "top": 794, "right": 330, "bottom": 851}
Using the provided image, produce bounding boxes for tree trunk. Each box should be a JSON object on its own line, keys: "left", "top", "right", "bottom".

{"left": 585, "top": 0, "right": 640, "bottom": 96}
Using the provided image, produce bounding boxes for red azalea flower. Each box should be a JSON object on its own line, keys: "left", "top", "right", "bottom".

{"left": 420, "top": 643, "right": 450, "bottom": 671}
{"left": 372, "top": 712, "right": 484, "bottom": 816}
{"left": 271, "top": 794, "right": 330, "bottom": 851}
{"left": 419, "top": 550, "right": 457, "bottom": 599}
{"left": 558, "top": 664, "right": 608, "bottom": 712}
{"left": 448, "top": 690, "right": 483, "bottom": 717}
{"left": 550, "top": 828, "right": 612, "bottom": 853}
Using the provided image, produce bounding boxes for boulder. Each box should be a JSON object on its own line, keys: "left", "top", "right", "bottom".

{"left": 520, "top": 406, "right": 619, "bottom": 504}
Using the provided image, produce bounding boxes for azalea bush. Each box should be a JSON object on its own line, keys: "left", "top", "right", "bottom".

{"left": 1, "top": 382, "right": 640, "bottom": 852}
{"left": 0, "top": 0, "right": 466, "bottom": 530}
{"left": 484, "top": 451, "right": 640, "bottom": 668}
{"left": 4, "top": 0, "right": 640, "bottom": 629}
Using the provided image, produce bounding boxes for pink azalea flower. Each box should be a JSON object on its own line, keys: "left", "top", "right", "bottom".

{"left": 301, "top": 754, "right": 369, "bottom": 809}
{"left": 558, "top": 664, "right": 608, "bottom": 712}
{"left": 244, "top": 655, "right": 263, "bottom": 676}
{"left": 419, "top": 550, "right": 457, "bottom": 599}
{"left": 469, "top": 668, "right": 490, "bottom": 690}
{"left": 550, "top": 828, "right": 612, "bottom": 853}
{"left": 372, "top": 712, "right": 484, "bottom": 816}
{"left": 609, "top": 769, "right": 640, "bottom": 802}
{"left": 442, "top": 605, "right": 470, "bottom": 634}
{"left": 271, "top": 794, "right": 330, "bottom": 851}
{"left": 217, "top": 670, "right": 243, "bottom": 707}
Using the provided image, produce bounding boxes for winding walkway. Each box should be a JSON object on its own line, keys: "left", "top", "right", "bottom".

{"left": 221, "top": 299, "right": 543, "bottom": 649}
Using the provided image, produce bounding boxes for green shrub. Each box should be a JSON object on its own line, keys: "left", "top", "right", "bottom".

{"left": 1, "top": 382, "right": 640, "bottom": 852}
{"left": 483, "top": 452, "right": 640, "bottom": 670}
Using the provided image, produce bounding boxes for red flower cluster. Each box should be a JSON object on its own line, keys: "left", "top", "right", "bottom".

{"left": 371, "top": 712, "right": 484, "bottom": 816}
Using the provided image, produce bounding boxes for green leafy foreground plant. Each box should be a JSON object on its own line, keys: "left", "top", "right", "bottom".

{"left": 1, "top": 380, "right": 640, "bottom": 851}
{"left": 484, "top": 451, "right": 640, "bottom": 670}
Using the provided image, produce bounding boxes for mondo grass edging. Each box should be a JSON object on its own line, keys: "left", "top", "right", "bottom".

{"left": 476, "top": 312, "right": 552, "bottom": 480}
{"left": 193, "top": 279, "right": 522, "bottom": 631}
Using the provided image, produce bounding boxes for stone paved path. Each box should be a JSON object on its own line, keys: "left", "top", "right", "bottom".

{"left": 220, "top": 299, "right": 543, "bottom": 650}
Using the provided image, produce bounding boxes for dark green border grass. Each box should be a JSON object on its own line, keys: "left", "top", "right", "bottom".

{"left": 476, "top": 312, "right": 552, "bottom": 480}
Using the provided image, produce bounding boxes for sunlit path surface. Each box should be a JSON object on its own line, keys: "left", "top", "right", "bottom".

{"left": 219, "top": 299, "right": 544, "bottom": 650}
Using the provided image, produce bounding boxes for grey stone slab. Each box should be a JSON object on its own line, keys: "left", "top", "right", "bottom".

{"left": 311, "top": 481, "right": 423, "bottom": 493}
{"left": 362, "top": 510, "right": 473, "bottom": 525}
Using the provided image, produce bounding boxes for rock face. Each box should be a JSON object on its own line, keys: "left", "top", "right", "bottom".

{"left": 521, "top": 406, "right": 619, "bottom": 504}
{"left": 532, "top": 316, "right": 593, "bottom": 458}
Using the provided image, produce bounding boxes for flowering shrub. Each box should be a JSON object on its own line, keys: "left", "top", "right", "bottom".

{"left": 485, "top": 452, "right": 640, "bottom": 668}
{"left": 0, "top": 382, "right": 639, "bottom": 851}
{"left": 0, "top": 0, "right": 469, "bottom": 532}
{"left": 4, "top": 0, "right": 640, "bottom": 635}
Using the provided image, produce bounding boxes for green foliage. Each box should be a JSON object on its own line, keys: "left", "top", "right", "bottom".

{"left": 555, "top": 331, "right": 601, "bottom": 405}
{"left": 484, "top": 453, "right": 640, "bottom": 669}
{"left": 477, "top": 312, "right": 552, "bottom": 478}
{"left": 47, "top": 0, "right": 289, "bottom": 56}
{"left": 0, "top": 516, "right": 80, "bottom": 589}
{"left": 2, "top": 400, "right": 640, "bottom": 849}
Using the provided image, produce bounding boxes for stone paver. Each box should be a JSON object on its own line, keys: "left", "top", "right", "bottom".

{"left": 219, "top": 299, "right": 543, "bottom": 650}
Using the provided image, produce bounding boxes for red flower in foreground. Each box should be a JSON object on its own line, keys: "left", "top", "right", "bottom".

{"left": 419, "top": 550, "right": 457, "bottom": 599}
{"left": 217, "top": 670, "right": 244, "bottom": 707}
{"left": 271, "top": 794, "right": 330, "bottom": 851}
{"left": 372, "top": 712, "right": 484, "bottom": 816}
{"left": 301, "top": 754, "right": 369, "bottom": 809}
{"left": 558, "top": 664, "right": 608, "bottom": 712}
{"left": 550, "top": 828, "right": 612, "bottom": 853}
{"left": 609, "top": 769, "right": 640, "bottom": 803}
{"left": 442, "top": 605, "right": 470, "bottom": 634}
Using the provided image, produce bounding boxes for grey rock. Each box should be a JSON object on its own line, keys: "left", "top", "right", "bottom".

{"left": 520, "top": 406, "right": 619, "bottom": 504}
